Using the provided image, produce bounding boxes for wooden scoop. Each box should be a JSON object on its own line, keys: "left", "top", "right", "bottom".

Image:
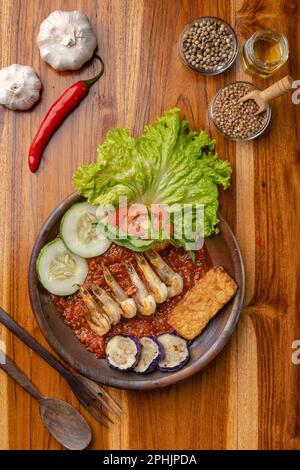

{"left": 0, "top": 350, "right": 92, "bottom": 450}
{"left": 239, "top": 75, "right": 294, "bottom": 115}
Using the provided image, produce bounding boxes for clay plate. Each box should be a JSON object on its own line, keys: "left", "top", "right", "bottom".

{"left": 29, "top": 193, "right": 245, "bottom": 390}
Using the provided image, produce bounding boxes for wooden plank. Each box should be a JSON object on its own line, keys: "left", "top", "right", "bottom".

{"left": 0, "top": 0, "right": 299, "bottom": 450}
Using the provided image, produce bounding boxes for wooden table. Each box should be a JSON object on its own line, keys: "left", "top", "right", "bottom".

{"left": 0, "top": 0, "right": 299, "bottom": 450}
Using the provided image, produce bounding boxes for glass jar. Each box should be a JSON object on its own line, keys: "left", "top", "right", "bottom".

{"left": 241, "top": 29, "right": 289, "bottom": 78}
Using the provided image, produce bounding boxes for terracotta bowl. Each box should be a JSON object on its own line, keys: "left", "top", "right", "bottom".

{"left": 29, "top": 193, "right": 245, "bottom": 390}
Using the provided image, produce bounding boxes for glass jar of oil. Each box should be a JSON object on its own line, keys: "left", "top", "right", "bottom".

{"left": 241, "top": 29, "right": 289, "bottom": 78}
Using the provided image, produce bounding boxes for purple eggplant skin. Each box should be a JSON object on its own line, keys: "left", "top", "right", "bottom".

{"left": 134, "top": 336, "right": 165, "bottom": 374}
{"left": 157, "top": 333, "right": 190, "bottom": 372}
{"left": 105, "top": 334, "right": 142, "bottom": 371}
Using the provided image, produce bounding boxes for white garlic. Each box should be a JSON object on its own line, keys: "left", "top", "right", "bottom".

{"left": 37, "top": 10, "right": 97, "bottom": 71}
{"left": 0, "top": 64, "right": 41, "bottom": 110}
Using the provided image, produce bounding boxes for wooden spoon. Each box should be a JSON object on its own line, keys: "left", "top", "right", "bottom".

{"left": 239, "top": 75, "right": 294, "bottom": 114}
{"left": 0, "top": 351, "right": 92, "bottom": 450}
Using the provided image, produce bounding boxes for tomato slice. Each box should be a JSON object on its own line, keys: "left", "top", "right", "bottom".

{"left": 108, "top": 204, "right": 173, "bottom": 248}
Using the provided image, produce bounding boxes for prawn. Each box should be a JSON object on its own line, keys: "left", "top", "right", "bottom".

{"left": 77, "top": 286, "right": 111, "bottom": 336}
{"left": 126, "top": 263, "right": 156, "bottom": 316}
{"left": 90, "top": 285, "right": 122, "bottom": 325}
{"left": 102, "top": 265, "right": 137, "bottom": 318}
{"left": 146, "top": 250, "right": 183, "bottom": 297}
{"left": 135, "top": 254, "right": 168, "bottom": 303}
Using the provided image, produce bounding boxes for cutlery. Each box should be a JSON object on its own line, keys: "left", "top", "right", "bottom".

{"left": 239, "top": 75, "right": 294, "bottom": 114}
{"left": 0, "top": 349, "right": 92, "bottom": 450}
{"left": 0, "top": 306, "right": 122, "bottom": 427}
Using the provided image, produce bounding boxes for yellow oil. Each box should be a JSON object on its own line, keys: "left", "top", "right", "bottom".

{"left": 241, "top": 30, "right": 288, "bottom": 78}
{"left": 253, "top": 38, "right": 282, "bottom": 63}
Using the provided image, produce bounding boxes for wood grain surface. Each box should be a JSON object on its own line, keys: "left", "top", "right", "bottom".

{"left": 0, "top": 0, "right": 299, "bottom": 450}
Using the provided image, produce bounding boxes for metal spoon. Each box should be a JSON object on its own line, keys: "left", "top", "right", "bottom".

{"left": 0, "top": 350, "right": 92, "bottom": 450}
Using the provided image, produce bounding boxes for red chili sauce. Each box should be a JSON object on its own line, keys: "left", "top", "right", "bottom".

{"left": 51, "top": 244, "right": 210, "bottom": 358}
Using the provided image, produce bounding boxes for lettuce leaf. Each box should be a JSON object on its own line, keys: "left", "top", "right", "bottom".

{"left": 97, "top": 222, "right": 154, "bottom": 252}
{"left": 73, "top": 108, "right": 231, "bottom": 238}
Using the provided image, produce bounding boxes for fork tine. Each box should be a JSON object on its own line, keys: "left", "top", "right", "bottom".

{"left": 75, "top": 393, "right": 109, "bottom": 428}
{"left": 78, "top": 383, "right": 118, "bottom": 419}
{"left": 72, "top": 385, "right": 113, "bottom": 426}
{"left": 86, "top": 406, "right": 110, "bottom": 429}
{"left": 96, "top": 394, "right": 119, "bottom": 419}
{"left": 72, "top": 372, "right": 123, "bottom": 416}
{"left": 80, "top": 399, "right": 109, "bottom": 428}
{"left": 88, "top": 398, "right": 115, "bottom": 425}
{"left": 98, "top": 386, "right": 124, "bottom": 414}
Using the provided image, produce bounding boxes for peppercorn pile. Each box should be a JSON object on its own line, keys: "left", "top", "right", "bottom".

{"left": 212, "top": 82, "right": 268, "bottom": 139}
{"left": 181, "top": 18, "right": 236, "bottom": 72}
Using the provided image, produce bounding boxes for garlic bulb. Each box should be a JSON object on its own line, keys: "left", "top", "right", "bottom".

{"left": 0, "top": 64, "right": 41, "bottom": 110}
{"left": 37, "top": 10, "right": 97, "bottom": 71}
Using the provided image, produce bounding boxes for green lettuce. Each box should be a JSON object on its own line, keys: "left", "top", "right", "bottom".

{"left": 73, "top": 108, "right": 231, "bottom": 239}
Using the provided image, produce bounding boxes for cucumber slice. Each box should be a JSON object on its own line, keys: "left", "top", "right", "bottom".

{"left": 36, "top": 239, "right": 88, "bottom": 296}
{"left": 60, "top": 202, "right": 112, "bottom": 258}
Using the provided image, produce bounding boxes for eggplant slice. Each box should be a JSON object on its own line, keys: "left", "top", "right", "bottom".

{"left": 105, "top": 335, "right": 141, "bottom": 371}
{"left": 134, "top": 336, "right": 164, "bottom": 374}
{"left": 157, "top": 333, "right": 189, "bottom": 372}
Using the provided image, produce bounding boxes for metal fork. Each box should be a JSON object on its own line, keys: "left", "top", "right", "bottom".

{"left": 0, "top": 306, "right": 123, "bottom": 427}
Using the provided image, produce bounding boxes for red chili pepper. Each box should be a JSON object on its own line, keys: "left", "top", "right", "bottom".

{"left": 28, "top": 56, "right": 104, "bottom": 173}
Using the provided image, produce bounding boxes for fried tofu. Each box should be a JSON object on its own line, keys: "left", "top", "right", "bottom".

{"left": 167, "top": 266, "right": 238, "bottom": 340}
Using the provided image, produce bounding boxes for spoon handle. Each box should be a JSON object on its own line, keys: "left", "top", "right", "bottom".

{"left": 0, "top": 350, "right": 42, "bottom": 401}
{"left": 260, "top": 75, "right": 294, "bottom": 102}
{"left": 0, "top": 307, "right": 76, "bottom": 384}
